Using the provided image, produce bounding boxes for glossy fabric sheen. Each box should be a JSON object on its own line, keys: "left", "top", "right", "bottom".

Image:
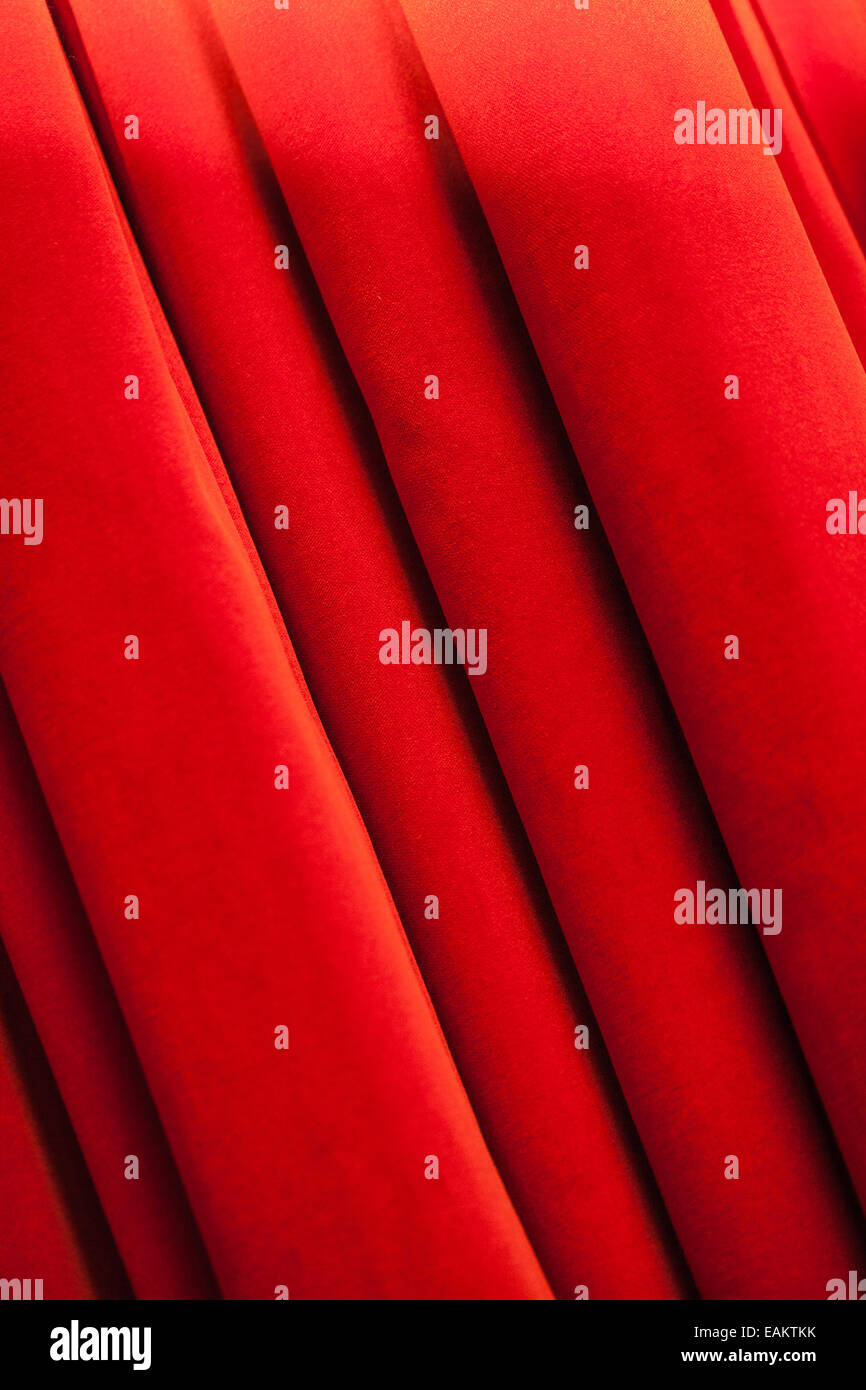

{"left": 0, "top": 0, "right": 863, "bottom": 1300}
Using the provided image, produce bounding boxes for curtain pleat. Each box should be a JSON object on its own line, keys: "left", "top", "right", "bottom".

{"left": 0, "top": 680, "right": 217, "bottom": 1298}
{"left": 50, "top": 0, "right": 697, "bottom": 1302}
{"left": 710, "top": 0, "right": 866, "bottom": 366}
{"left": 1, "top": 0, "right": 554, "bottom": 1299}
{"left": 0, "top": 0, "right": 863, "bottom": 1299}
{"left": 397, "top": 0, "right": 866, "bottom": 1208}
{"left": 751, "top": 0, "right": 866, "bottom": 250}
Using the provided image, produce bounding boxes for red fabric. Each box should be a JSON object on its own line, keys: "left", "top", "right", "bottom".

{"left": 752, "top": 0, "right": 866, "bottom": 250}
{"left": 0, "top": 680, "right": 216, "bottom": 1299}
{"left": 396, "top": 0, "right": 866, "bottom": 1216}
{"left": 711, "top": 0, "right": 866, "bottom": 366}
{"left": 0, "top": 946, "right": 111, "bottom": 1301}
{"left": 0, "top": 0, "right": 864, "bottom": 1300}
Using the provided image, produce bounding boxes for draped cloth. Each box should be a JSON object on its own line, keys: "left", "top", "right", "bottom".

{"left": 0, "top": 0, "right": 864, "bottom": 1299}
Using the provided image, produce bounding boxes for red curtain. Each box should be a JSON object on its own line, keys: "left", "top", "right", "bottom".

{"left": 0, "top": 0, "right": 864, "bottom": 1299}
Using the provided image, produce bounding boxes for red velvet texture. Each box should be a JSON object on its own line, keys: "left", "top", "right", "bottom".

{"left": 0, "top": 0, "right": 863, "bottom": 1300}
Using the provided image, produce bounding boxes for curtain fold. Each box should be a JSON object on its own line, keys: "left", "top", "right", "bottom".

{"left": 751, "top": 0, "right": 866, "bottom": 250}
{"left": 50, "top": 0, "right": 695, "bottom": 1301}
{"left": 397, "top": 0, "right": 866, "bottom": 1215}
{"left": 207, "top": 0, "right": 866, "bottom": 1297}
{"left": 1, "top": 0, "right": 863, "bottom": 1300}
{"left": 1, "top": 0, "right": 554, "bottom": 1300}
{"left": 0, "top": 936, "right": 126, "bottom": 1300}
{"left": 710, "top": 0, "right": 866, "bottom": 366}
{"left": 0, "top": 680, "right": 217, "bottom": 1298}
